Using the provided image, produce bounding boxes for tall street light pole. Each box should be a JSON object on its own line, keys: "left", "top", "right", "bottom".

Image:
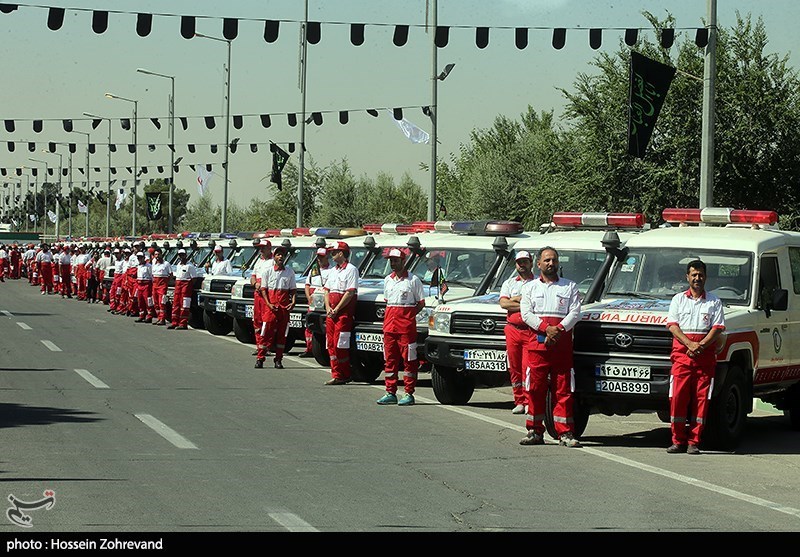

{"left": 297, "top": 0, "right": 309, "bottom": 227}
{"left": 42, "top": 150, "right": 63, "bottom": 240}
{"left": 72, "top": 131, "right": 91, "bottom": 238}
{"left": 29, "top": 158, "right": 49, "bottom": 237}
{"left": 137, "top": 68, "right": 175, "bottom": 233}
{"left": 106, "top": 93, "right": 138, "bottom": 236}
{"left": 699, "top": 0, "right": 717, "bottom": 209}
{"left": 195, "top": 32, "right": 232, "bottom": 234}
{"left": 84, "top": 112, "right": 113, "bottom": 237}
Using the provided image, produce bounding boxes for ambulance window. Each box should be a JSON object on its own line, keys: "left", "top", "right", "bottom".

{"left": 789, "top": 247, "right": 800, "bottom": 294}
{"left": 286, "top": 247, "right": 314, "bottom": 274}
{"left": 757, "top": 256, "right": 781, "bottom": 310}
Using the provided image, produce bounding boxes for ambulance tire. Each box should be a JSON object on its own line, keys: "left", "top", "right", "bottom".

{"left": 785, "top": 383, "right": 800, "bottom": 431}
{"left": 656, "top": 409, "right": 671, "bottom": 423}
{"left": 311, "top": 334, "right": 330, "bottom": 367}
{"left": 544, "top": 390, "right": 590, "bottom": 440}
{"left": 431, "top": 365, "right": 474, "bottom": 405}
{"left": 704, "top": 365, "right": 747, "bottom": 450}
{"left": 188, "top": 306, "right": 205, "bottom": 330}
{"left": 350, "top": 351, "right": 382, "bottom": 383}
{"left": 283, "top": 336, "right": 296, "bottom": 355}
{"left": 233, "top": 318, "right": 255, "bottom": 344}
{"left": 203, "top": 309, "right": 233, "bottom": 336}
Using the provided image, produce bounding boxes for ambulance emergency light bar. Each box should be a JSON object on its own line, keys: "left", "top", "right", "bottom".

{"left": 363, "top": 220, "right": 521, "bottom": 235}
{"left": 279, "top": 227, "right": 313, "bottom": 237}
{"left": 551, "top": 212, "right": 646, "bottom": 228}
{"left": 662, "top": 208, "right": 778, "bottom": 226}
{"left": 307, "top": 227, "right": 367, "bottom": 238}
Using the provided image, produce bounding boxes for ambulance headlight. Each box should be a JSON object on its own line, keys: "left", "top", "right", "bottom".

{"left": 416, "top": 306, "right": 433, "bottom": 326}
{"left": 430, "top": 312, "right": 451, "bottom": 333}
{"left": 201, "top": 277, "right": 211, "bottom": 292}
{"left": 231, "top": 283, "right": 243, "bottom": 298}
{"left": 311, "top": 291, "right": 325, "bottom": 310}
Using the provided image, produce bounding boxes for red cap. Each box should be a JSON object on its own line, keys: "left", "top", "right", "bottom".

{"left": 327, "top": 241, "right": 350, "bottom": 253}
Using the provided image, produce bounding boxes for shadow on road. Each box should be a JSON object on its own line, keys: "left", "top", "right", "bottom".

{"left": 0, "top": 403, "right": 102, "bottom": 429}
{"left": 3, "top": 312, "right": 55, "bottom": 317}
{"left": 0, "top": 368, "right": 65, "bottom": 372}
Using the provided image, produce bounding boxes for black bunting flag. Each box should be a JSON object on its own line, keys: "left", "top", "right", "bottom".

{"left": 270, "top": 143, "right": 290, "bottom": 191}
{"left": 145, "top": 191, "right": 163, "bottom": 221}
{"left": 627, "top": 51, "right": 676, "bottom": 158}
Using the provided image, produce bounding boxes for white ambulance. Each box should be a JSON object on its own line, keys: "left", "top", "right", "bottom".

{"left": 425, "top": 212, "right": 648, "bottom": 406}
{"left": 572, "top": 208, "right": 800, "bottom": 449}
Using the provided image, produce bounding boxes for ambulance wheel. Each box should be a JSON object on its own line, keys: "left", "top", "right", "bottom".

{"left": 545, "top": 391, "right": 590, "bottom": 440}
{"left": 656, "top": 409, "right": 671, "bottom": 423}
{"left": 311, "top": 334, "right": 330, "bottom": 367}
{"left": 704, "top": 365, "right": 747, "bottom": 450}
{"left": 283, "top": 336, "right": 296, "bottom": 355}
{"left": 431, "top": 365, "right": 474, "bottom": 405}
{"left": 188, "top": 306, "right": 205, "bottom": 329}
{"left": 233, "top": 318, "right": 255, "bottom": 344}
{"left": 203, "top": 309, "right": 233, "bottom": 336}
{"left": 351, "top": 351, "right": 382, "bottom": 383}
{"left": 784, "top": 383, "right": 800, "bottom": 431}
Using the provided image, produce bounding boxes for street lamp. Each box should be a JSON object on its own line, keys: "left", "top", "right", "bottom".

{"left": 194, "top": 32, "right": 232, "bottom": 233}
{"left": 72, "top": 131, "right": 91, "bottom": 238}
{"left": 41, "top": 150, "right": 63, "bottom": 240}
{"left": 83, "top": 112, "right": 112, "bottom": 237}
{"left": 137, "top": 68, "right": 175, "bottom": 233}
{"left": 105, "top": 93, "right": 138, "bottom": 236}
{"left": 28, "top": 158, "right": 49, "bottom": 237}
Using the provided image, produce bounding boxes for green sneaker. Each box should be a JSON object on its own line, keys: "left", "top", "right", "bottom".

{"left": 376, "top": 393, "right": 398, "bottom": 405}
{"left": 398, "top": 394, "right": 415, "bottom": 406}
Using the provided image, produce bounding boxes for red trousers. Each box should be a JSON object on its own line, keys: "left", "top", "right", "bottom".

{"left": 669, "top": 360, "right": 715, "bottom": 446}
{"left": 524, "top": 349, "right": 576, "bottom": 437}
{"left": 152, "top": 277, "right": 170, "bottom": 321}
{"left": 136, "top": 280, "right": 156, "bottom": 320}
{"left": 97, "top": 270, "right": 107, "bottom": 303}
{"left": 28, "top": 260, "right": 37, "bottom": 284}
{"left": 383, "top": 330, "right": 419, "bottom": 395}
{"left": 111, "top": 273, "right": 125, "bottom": 311}
{"left": 253, "top": 293, "right": 271, "bottom": 354}
{"left": 171, "top": 280, "right": 193, "bottom": 327}
{"left": 259, "top": 305, "right": 290, "bottom": 361}
{"left": 304, "top": 307, "right": 314, "bottom": 354}
{"left": 39, "top": 261, "right": 53, "bottom": 293}
{"left": 60, "top": 264, "right": 72, "bottom": 297}
{"left": 0, "top": 258, "right": 5, "bottom": 280}
{"left": 326, "top": 313, "right": 354, "bottom": 381}
{"left": 505, "top": 324, "right": 531, "bottom": 407}
{"left": 126, "top": 270, "right": 139, "bottom": 314}
{"left": 52, "top": 264, "right": 60, "bottom": 292}
{"left": 76, "top": 264, "right": 86, "bottom": 299}
{"left": 10, "top": 255, "right": 21, "bottom": 278}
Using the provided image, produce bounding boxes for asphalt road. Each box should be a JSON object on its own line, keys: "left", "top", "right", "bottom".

{"left": 1, "top": 278, "right": 800, "bottom": 537}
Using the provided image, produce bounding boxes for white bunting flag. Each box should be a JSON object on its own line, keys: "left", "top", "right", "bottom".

{"left": 387, "top": 110, "right": 430, "bottom": 144}
{"left": 47, "top": 209, "right": 57, "bottom": 223}
{"left": 77, "top": 199, "right": 88, "bottom": 214}
{"left": 115, "top": 188, "right": 127, "bottom": 211}
{"left": 28, "top": 213, "right": 35, "bottom": 222}
{"left": 197, "top": 165, "right": 212, "bottom": 196}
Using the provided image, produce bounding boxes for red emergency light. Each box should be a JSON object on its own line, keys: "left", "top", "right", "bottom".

{"left": 552, "top": 212, "right": 646, "bottom": 228}
{"left": 412, "top": 221, "right": 436, "bottom": 232}
{"left": 662, "top": 208, "right": 778, "bottom": 226}
{"left": 363, "top": 224, "right": 382, "bottom": 233}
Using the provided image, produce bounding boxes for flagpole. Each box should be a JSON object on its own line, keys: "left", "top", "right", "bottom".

{"left": 699, "top": 0, "right": 716, "bottom": 209}
{"left": 68, "top": 152, "right": 72, "bottom": 239}
{"left": 428, "top": 0, "right": 438, "bottom": 222}
{"left": 297, "top": 0, "right": 308, "bottom": 228}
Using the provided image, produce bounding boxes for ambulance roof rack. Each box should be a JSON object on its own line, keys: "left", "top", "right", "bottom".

{"left": 546, "top": 212, "right": 647, "bottom": 231}
{"left": 662, "top": 208, "right": 778, "bottom": 227}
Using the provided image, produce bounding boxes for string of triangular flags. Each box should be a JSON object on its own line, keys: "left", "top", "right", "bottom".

{"left": 0, "top": 158, "right": 292, "bottom": 178}
{"left": 0, "top": 140, "right": 300, "bottom": 156}
{"left": 0, "top": 4, "right": 709, "bottom": 50}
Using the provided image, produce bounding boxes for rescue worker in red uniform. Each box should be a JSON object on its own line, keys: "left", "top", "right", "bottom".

{"left": 256, "top": 246, "right": 296, "bottom": 369}
{"left": 134, "top": 252, "right": 157, "bottom": 323}
{"left": 0, "top": 244, "right": 7, "bottom": 282}
{"left": 73, "top": 245, "right": 87, "bottom": 300}
{"left": 376, "top": 248, "right": 425, "bottom": 406}
{"left": 24, "top": 244, "right": 36, "bottom": 284}
{"left": 150, "top": 249, "right": 172, "bottom": 326}
{"left": 519, "top": 247, "right": 582, "bottom": 448}
{"left": 665, "top": 259, "right": 726, "bottom": 455}
{"left": 35, "top": 244, "right": 55, "bottom": 294}
{"left": 96, "top": 249, "right": 112, "bottom": 304}
{"left": 499, "top": 251, "right": 535, "bottom": 414}
{"left": 9, "top": 244, "right": 21, "bottom": 279}
{"left": 301, "top": 247, "right": 331, "bottom": 357}
{"left": 109, "top": 249, "right": 127, "bottom": 314}
{"left": 59, "top": 245, "right": 73, "bottom": 298}
{"left": 251, "top": 239, "right": 274, "bottom": 357}
{"left": 168, "top": 249, "right": 197, "bottom": 330}
{"left": 323, "top": 241, "right": 359, "bottom": 385}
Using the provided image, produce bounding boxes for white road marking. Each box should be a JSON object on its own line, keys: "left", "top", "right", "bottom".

{"left": 135, "top": 414, "right": 198, "bottom": 449}
{"left": 422, "top": 392, "right": 800, "bottom": 520}
{"left": 1, "top": 310, "right": 12, "bottom": 317}
{"left": 74, "top": 368, "right": 110, "bottom": 389}
{"left": 267, "top": 511, "right": 319, "bottom": 532}
{"left": 40, "top": 340, "right": 62, "bottom": 352}
{"left": 17, "top": 322, "right": 32, "bottom": 330}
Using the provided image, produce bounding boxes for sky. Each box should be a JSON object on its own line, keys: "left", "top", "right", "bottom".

{"left": 1, "top": 0, "right": 799, "bottom": 221}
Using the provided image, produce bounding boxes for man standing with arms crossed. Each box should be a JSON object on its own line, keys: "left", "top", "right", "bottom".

{"left": 251, "top": 239, "right": 274, "bottom": 357}
{"left": 151, "top": 248, "right": 172, "bottom": 326}
{"left": 519, "top": 246, "right": 582, "bottom": 448}
{"left": 323, "top": 241, "right": 359, "bottom": 385}
{"left": 376, "top": 248, "right": 425, "bottom": 406}
{"left": 499, "top": 251, "right": 535, "bottom": 415}
{"left": 35, "top": 244, "right": 54, "bottom": 295}
{"left": 168, "top": 248, "right": 197, "bottom": 330}
{"left": 134, "top": 251, "right": 157, "bottom": 323}
{"left": 665, "top": 259, "right": 725, "bottom": 455}
{"left": 206, "top": 244, "right": 233, "bottom": 276}
{"left": 256, "top": 245, "right": 296, "bottom": 369}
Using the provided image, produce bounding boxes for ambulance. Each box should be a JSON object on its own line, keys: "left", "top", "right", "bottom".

{"left": 571, "top": 208, "right": 800, "bottom": 449}
{"left": 425, "top": 212, "right": 647, "bottom": 406}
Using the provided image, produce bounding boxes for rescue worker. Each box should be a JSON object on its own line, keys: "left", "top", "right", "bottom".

{"left": 69, "top": 245, "right": 79, "bottom": 299}
{"left": 57, "top": 245, "right": 72, "bottom": 298}
{"left": 150, "top": 248, "right": 172, "bottom": 326}
{"left": 323, "top": 241, "right": 359, "bottom": 385}
{"left": 134, "top": 251, "right": 156, "bottom": 322}
{"left": 96, "top": 249, "right": 113, "bottom": 304}
{"left": 0, "top": 244, "right": 7, "bottom": 282}
{"left": 256, "top": 245, "right": 296, "bottom": 369}
{"left": 9, "top": 244, "right": 21, "bottom": 279}
{"left": 376, "top": 247, "right": 425, "bottom": 406}
{"left": 499, "top": 251, "right": 535, "bottom": 414}
{"left": 518, "top": 246, "right": 582, "bottom": 448}
{"left": 168, "top": 248, "right": 197, "bottom": 330}
{"left": 251, "top": 239, "right": 274, "bottom": 358}
{"left": 206, "top": 244, "right": 233, "bottom": 276}
{"left": 665, "top": 259, "right": 726, "bottom": 455}
{"left": 75, "top": 245, "right": 89, "bottom": 300}
{"left": 109, "top": 249, "right": 127, "bottom": 314}
{"left": 85, "top": 252, "right": 100, "bottom": 303}
{"left": 301, "top": 247, "right": 331, "bottom": 357}
{"left": 23, "top": 244, "right": 36, "bottom": 284}
{"left": 35, "top": 243, "right": 54, "bottom": 294}
{"left": 125, "top": 245, "right": 140, "bottom": 316}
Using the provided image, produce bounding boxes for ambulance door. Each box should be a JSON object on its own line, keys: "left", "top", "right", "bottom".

{"left": 755, "top": 254, "right": 789, "bottom": 374}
